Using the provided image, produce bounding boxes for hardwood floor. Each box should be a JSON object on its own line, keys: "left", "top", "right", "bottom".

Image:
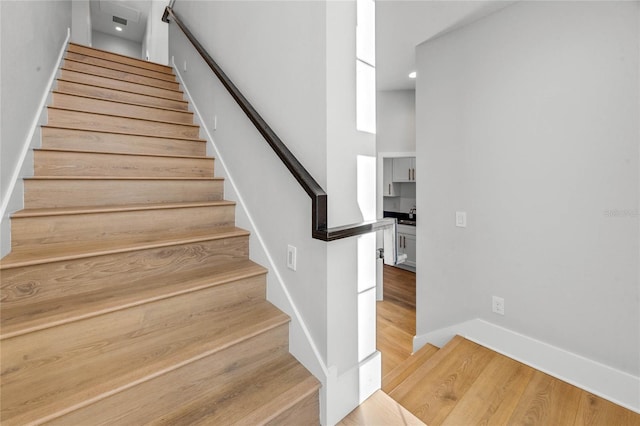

{"left": 377, "top": 265, "right": 416, "bottom": 379}
{"left": 375, "top": 266, "right": 640, "bottom": 425}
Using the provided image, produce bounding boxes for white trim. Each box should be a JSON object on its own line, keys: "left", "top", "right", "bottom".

{"left": 0, "top": 28, "right": 70, "bottom": 222}
{"left": 414, "top": 318, "right": 640, "bottom": 413}
{"left": 172, "top": 62, "right": 329, "bottom": 380}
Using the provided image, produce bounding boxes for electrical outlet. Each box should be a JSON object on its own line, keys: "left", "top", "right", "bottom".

{"left": 287, "top": 245, "right": 297, "bottom": 271}
{"left": 183, "top": 60, "right": 187, "bottom": 72}
{"left": 456, "top": 211, "right": 467, "bottom": 227}
{"left": 492, "top": 296, "right": 505, "bottom": 315}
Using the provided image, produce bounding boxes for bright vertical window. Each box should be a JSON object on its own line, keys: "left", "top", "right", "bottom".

{"left": 356, "top": 0, "right": 376, "bottom": 134}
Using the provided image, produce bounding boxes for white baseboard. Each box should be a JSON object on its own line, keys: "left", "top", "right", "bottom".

{"left": 325, "top": 351, "right": 381, "bottom": 426}
{"left": 0, "top": 28, "right": 71, "bottom": 258}
{"left": 414, "top": 319, "right": 640, "bottom": 414}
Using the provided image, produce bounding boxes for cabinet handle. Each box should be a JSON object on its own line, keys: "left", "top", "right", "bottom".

{"left": 412, "top": 168, "right": 415, "bottom": 181}
{"left": 388, "top": 183, "right": 390, "bottom": 195}
{"left": 408, "top": 169, "right": 411, "bottom": 180}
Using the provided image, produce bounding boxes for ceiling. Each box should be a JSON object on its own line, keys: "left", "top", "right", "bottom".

{"left": 376, "top": 0, "right": 518, "bottom": 91}
{"left": 90, "top": 0, "right": 151, "bottom": 43}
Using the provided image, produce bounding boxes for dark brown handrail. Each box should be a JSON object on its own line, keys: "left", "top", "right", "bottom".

{"left": 163, "top": 6, "right": 393, "bottom": 241}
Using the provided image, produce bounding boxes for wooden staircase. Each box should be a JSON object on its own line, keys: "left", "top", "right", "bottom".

{"left": 0, "top": 43, "right": 320, "bottom": 425}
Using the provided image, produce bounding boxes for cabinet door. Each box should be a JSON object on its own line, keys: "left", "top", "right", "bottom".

{"left": 392, "top": 157, "right": 416, "bottom": 182}
{"left": 403, "top": 233, "right": 417, "bottom": 268}
{"left": 383, "top": 158, "right": 396, "bottom": 196}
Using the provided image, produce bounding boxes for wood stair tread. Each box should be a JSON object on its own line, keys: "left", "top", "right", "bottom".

{"left": 65, "top": 51, "right": 178, "bottom": 83}
{"left": 153, "top": 354, "right": 320, "bottom": 425}
{"left": 46, "top": 351, "right": 318, "bottom": 426}
{"left": 382, "top": 343, "right": 440, "bottom": 393}
{"left": 2, "top": 299, "right": 290, "bottom": 425}
{"left": 26, "top": 175, "right": 220, "bottom": 180}
{"left": 1, "top": 259, "right": 267, "bottom": 339}
{"left": 0, "top": 227, "right": 250, "bottom": 269}
{"left": 42, "top": 125, "right": 205, "bottom": 143}
{"left": 35, "top": 147, "right": 213, "bottom": 160}
{"left": 68, "top": 42, "right": 174, "bottom": 74}
{"left": 11, "top": 200, "right": 235, "bottom": 218}
{"left": 60, "top": 66, "right": 182, "bottom": 93}
{"left": 63, "top": 57, "right": 178, "bottom": 88}
{"left": 55, "top": 78, "right": 189, "bottom": 109}
{"left": 48, "top": 105, "right": 199, "bottom": 128}
{"left": 52, "top": 90, "right": 192, "bottom": 115}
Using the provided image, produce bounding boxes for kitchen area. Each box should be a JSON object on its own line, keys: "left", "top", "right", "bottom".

{"left": 382, "top": 156, "right": 416, "bottom": 271}
{"left": 382, "top": 156, "right": 417, "bottom": 272}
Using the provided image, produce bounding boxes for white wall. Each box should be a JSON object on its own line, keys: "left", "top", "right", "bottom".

{"left": 143, "top": 0, "right": 169, "bottom": 64}
{"left": 168, "top": 1, "right": 378, "bottom": 423}
{"left": 1, "top": 0, "right": 71, "bottom": 256}
{"left": 416, "top": 0, "right": 639, "bottom": 381}
{"left": 71, "top": 0, "right": 91, "bottom": 46}
{"left": 376, "top": 89, "right": 415, "bottom": 153}
{"left": 92, "top": 30, "right": 142, "bottom": 59}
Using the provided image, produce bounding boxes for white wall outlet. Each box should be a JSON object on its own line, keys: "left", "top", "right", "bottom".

{"left": 455, "top": 211, "right": 467, "bottom": 227}
{"left": 214, "top": 115, "right": 217, "bottom": 130}
{"left": 492, "top": 296, "right": 505, "bottom": 315}
{"left": 287, "top": 245, "right": 297, "bottom": 271}
{"left": 183, "top": 60, "right": 187, "bottom": 72}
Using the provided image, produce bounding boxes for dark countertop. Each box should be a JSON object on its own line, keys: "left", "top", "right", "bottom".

{"left": 383, "top": 211, "right": 416, "bottom": 226}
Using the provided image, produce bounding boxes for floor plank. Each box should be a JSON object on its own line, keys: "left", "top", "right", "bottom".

{"left": 338, "top": 390, "right": 425, "bottom": 426}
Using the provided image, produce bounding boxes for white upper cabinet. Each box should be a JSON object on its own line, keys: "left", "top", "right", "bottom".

{"left": 392, "top": 157, "right": 416, "bottom": 182}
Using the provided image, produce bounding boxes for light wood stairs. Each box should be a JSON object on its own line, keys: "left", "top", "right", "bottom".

{"left": 0, "top": 43, "right": 320, "bottom": 425}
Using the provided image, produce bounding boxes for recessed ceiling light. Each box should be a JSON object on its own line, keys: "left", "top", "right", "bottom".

{"left": 115, "top": 26, "right": 123, "bottom": 32}
{"left": 408, "top": 71, "right": 417, "bottom": 79}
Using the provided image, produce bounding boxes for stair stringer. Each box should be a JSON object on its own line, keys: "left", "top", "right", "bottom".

{"left": 173, "top": 62, "right": 330, "bottom": 402}
{"left": 0, "top": 29, "right": 70, "bottom": 258}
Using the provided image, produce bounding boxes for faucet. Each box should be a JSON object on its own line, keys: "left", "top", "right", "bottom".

{"left": 409, "top": 206, "right": 416, "bottom": 218}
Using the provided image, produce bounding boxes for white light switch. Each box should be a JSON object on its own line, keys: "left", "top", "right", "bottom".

{"left": 287, "top": 245, "right": 297, "bottom": 271}
{"left": 456, "top": 211, "right": 467, "bottom": 227}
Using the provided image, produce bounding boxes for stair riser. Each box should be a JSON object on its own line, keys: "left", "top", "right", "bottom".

{"left": 63, "top": 59, "right": 180, "bottom": 91}
{"left": 1, "top": 283, "right": 284, "bottom": 425}
{"left": 66, "top": 52, "right": 177, "bottom": 82}
{"left": 267, "top": 390, "right": 320, "bottom": 425}
{"left": 60, "top": 69, "right": 184, "bottom": 101}
{"left": 67, "top": 43, "right": 173, "bottom": 75}
{"left": 48, "top": 108, "right": 200, "bottom": 139}
{"left": 1, "top": 239, "right": 252, "bottom": 334}
{"left": 11, "top": 205, "right": 236, "bottom": 251}
{"left": 52, "top": 92, "right": 194, "bottom": 124}
{"left": 42, "top": 127, "right": 206, "bottom": 157}
{"left": 24, "top": 179, "right": 223, "bottom": 208}
{"left": 34, "top": 150, "right": 214, "bottom": 178}
{"left": 56, "top": 80, "right": 188, "bottom": 111}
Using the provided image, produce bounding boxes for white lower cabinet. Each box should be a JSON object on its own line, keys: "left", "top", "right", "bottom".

{"left": 396, "top": 224, "right": 416, "bottom": 269}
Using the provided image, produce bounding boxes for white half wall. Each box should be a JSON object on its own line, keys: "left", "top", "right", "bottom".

{"left": 416, "top": 0, "right": 639, "bottom": 388}
{"left": 143, "top": 0, "right": 169, "bottom": 64}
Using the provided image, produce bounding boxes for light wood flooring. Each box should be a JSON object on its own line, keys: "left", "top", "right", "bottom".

{"left": 359, "top": 265, "right": 640, "bottom": 425}
{"left": 378, "top": 265, "right": 416, "bottom": 380}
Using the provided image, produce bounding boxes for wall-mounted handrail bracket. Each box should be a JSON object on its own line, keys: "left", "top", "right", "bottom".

{"left": 163, "top": 6, "right": 392, "bottom": 241}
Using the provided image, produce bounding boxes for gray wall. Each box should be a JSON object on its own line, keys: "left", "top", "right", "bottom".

{"left": 416, "top": 0, "right": 639, "bottom": 375}
{"left": 376, "top": 89, "right": 415, "bottom": 153}
{"left": 1, "top": 0, "right": 71, "bottom": 255}
{"left": 92, "top": 30, "right": 142, "bottom": 59}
